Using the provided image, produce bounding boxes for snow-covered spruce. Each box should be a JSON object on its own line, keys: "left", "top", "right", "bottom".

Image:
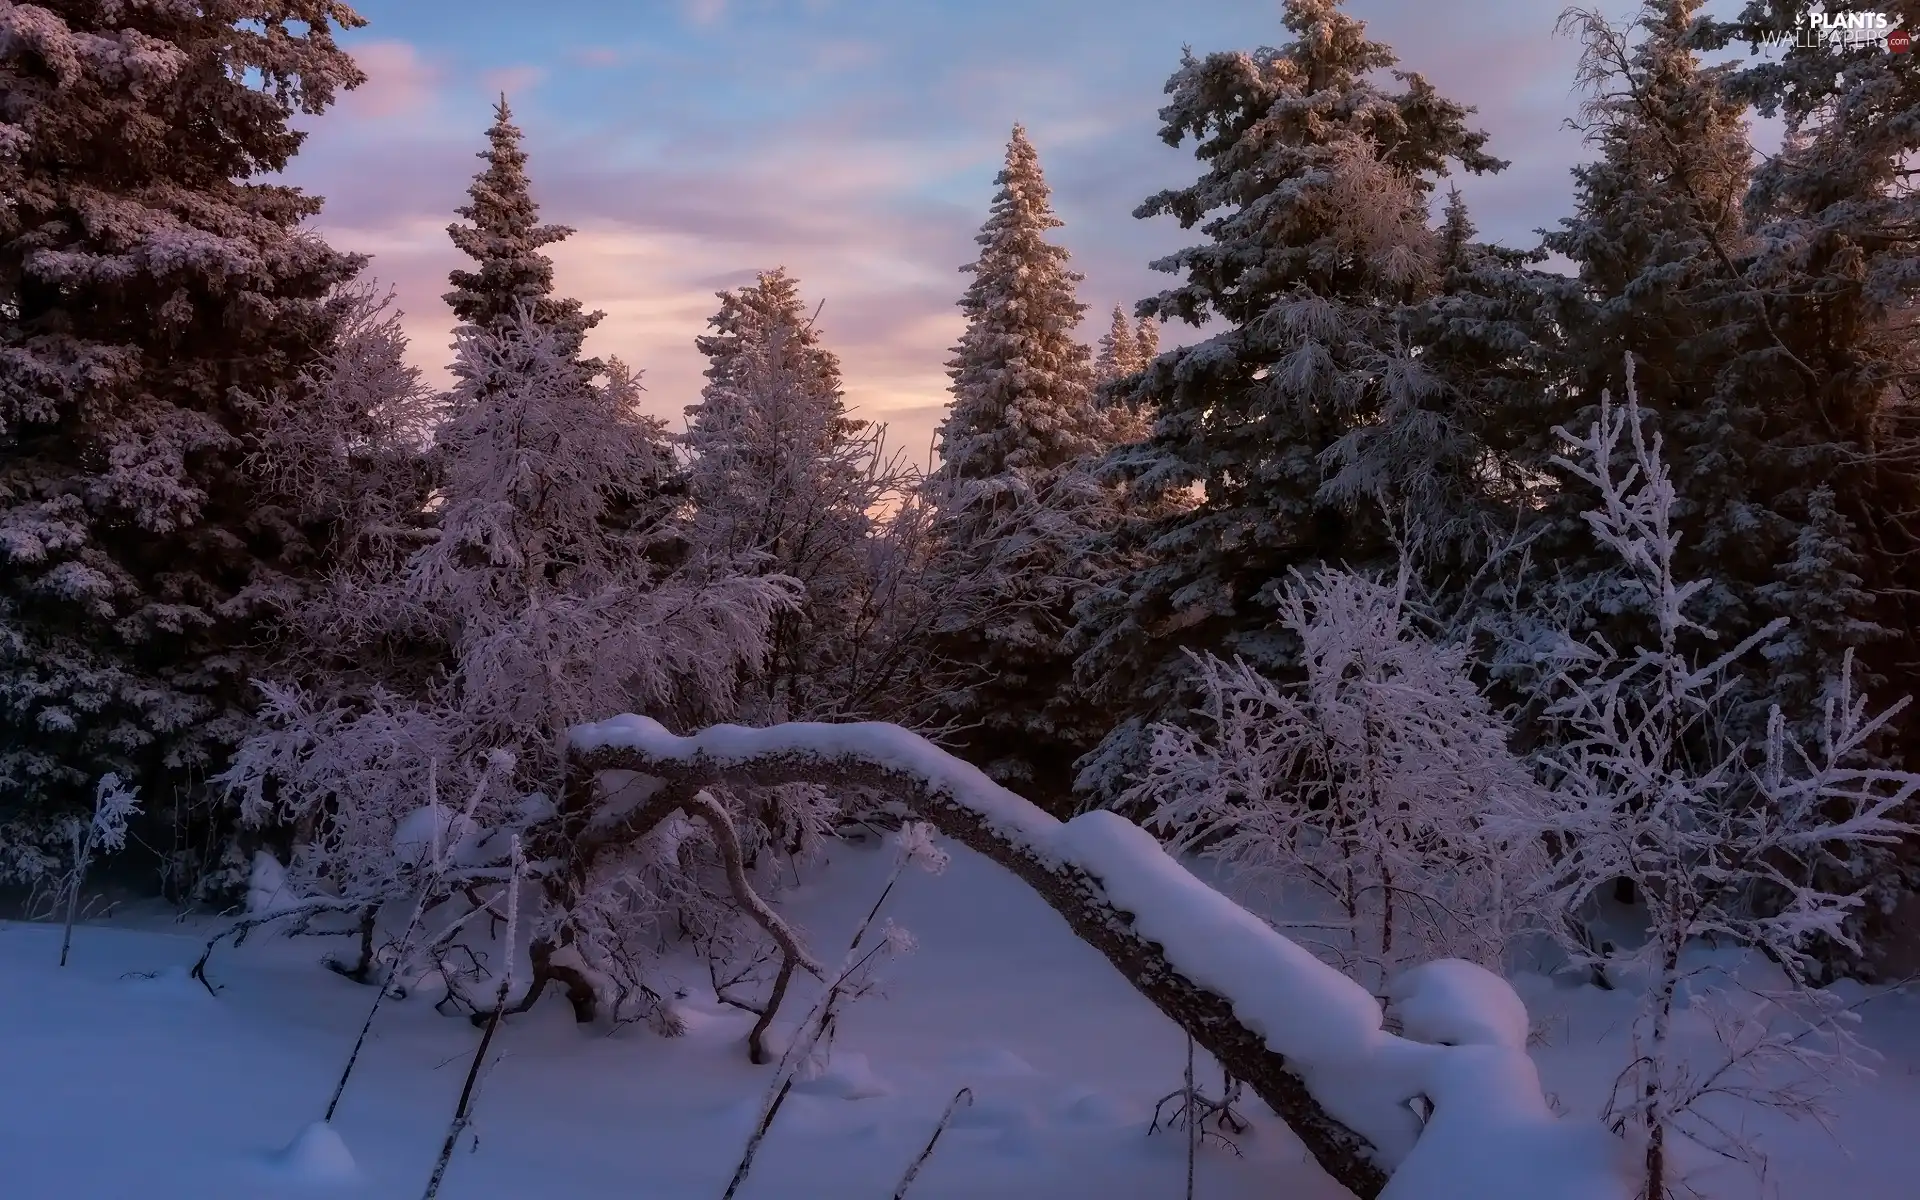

{"left": 564, "top": 715, "right": 1633, "bottom": 1200}
{"left": 684, "top": 267, "right": 919, "bottom": 725}
{"left": 0, "top": 0, "right": 368, "bottom": 841}
{"left": 921, "top": 125, "right": 1131, "bottom": 808}
{"left": 445, "top": 95, "right": 603, "bottom": 363}
{"left": 1071, "top": 0, "right": 1508, "bottom": 801}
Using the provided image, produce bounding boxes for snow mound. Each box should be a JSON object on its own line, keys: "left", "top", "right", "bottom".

{"left": 246, "top": 851, "right": 303, "bottom": 916}
{"left": 391, "top": 804, "right": 480, "bottom": 871}
{"left": 948, "top": 1093, "right": 1035, "bottom": 1133}
{"left": 263, "top": 1121, "right": 359, "bottom": 1186}
{"left": 1053, "top": 1086, "right": 1133, "bottom": 1128}
{"left": 1382, "top": 1047, "right": 1638, "bottom": 1200}
{"left": 1389, "top": 960, "right": 1531, "bottom": 1049}
{"left": 792, "top": 1050, "right": 892, "bottom": 1100}
{"left": 946, "top": 1045, "right": 1038, "bottom": 1076}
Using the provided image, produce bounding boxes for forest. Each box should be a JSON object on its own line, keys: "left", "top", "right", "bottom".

{"left": 2, "top": 1, "right": 1918, "bottom": 1198}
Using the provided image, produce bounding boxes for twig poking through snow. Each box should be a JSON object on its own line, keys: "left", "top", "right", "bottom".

{"left": 892, "top": 1087, "right": 973, "bottom": 1199}
{"left": 190, "top": 899, "right": 371, "bottom": 995}
{"left": 721, "top": 831, "right": 926, "bottom": 1198}
{"left": 325, "top": 761, "right": 494, "bottom": 1122}
{"left": 420, "top": 835, "right": 522, "bottom": 1200}
{"left": 1186, "top": 1035, "right": 1198, "bottom": 1200}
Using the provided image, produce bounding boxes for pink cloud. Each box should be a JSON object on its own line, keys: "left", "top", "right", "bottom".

{"left": 339, "top": 40, "right": 441, "bottom": 120}
{"left": 287, "top": 0, "right": 1597, "bottom": 464}
{"left": 683, "top": 0, "right": 727, "bottom": 28}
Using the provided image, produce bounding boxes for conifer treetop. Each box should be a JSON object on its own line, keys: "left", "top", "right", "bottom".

{"left": 444, "top": 95, "right": 602, "bottom": 357}
{"left": 1094, "top": 305, "right": 1141, "bottom": 386}
{"left": 694, "top": 267, "right": 843, "bottom": 402}
{"left": 934, "top": 124, "right": 1101, "bottom": 488}
{"left": 1134, "top": 314, "right": 1159, "bottom": 363}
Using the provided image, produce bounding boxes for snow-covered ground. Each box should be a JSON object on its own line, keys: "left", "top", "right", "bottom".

{"left": 3, "top": 834, "right": 1916, "bottom": 1199}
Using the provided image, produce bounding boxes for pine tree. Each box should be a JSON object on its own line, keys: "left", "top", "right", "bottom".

{"left": 685, "top": 269, "right": 902, "bottom": 721}
{"left": 0, "top": 2, "right": 368, "bottom": 849}
{"left": 1529, "top": 1, "right": 1898, "bottom": 749}
{"left": 1133, "top": 315, "right": 1159, "bottom": 366}
{"left": 1071, "top": 0, "right": 1504, "bottom": 800}
{"left": 1704, "top": 0, "right": 1920, "bottom": 973}
{"left": 922, "top": 125, "right": 1118, "bottom": 808}
{"left": 1093, "top": 305, "right": 1140, "bottom": 387}
{"left": 444, "top": 96, "right": 601, "bottom": 364}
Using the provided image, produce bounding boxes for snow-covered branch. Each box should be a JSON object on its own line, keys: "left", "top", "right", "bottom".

{"left": 565, "top": 715, "right": 1633, "bottom": 1200}
{"left": 1123, "top": 563, "right": 1549, "bottom": 989}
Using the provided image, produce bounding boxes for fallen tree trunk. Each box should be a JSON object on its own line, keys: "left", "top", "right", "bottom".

{"left": 567, "top": 717, "right": 1392, "bottom": 1198}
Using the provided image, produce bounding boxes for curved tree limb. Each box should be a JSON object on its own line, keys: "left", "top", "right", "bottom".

{"left": 565, "top": 718, "right": 1391, "bottom": 1199}
{"left": 683, "top": 788, "right": 824, "bottom": 978}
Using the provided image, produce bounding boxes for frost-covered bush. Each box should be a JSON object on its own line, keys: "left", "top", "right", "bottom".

{"left": 1510, "top": 360, "right": 1919, "bottom": 1198}
{"left": 1122, "top": 562, "right": 1548, "bottom": 989}
{"left": 218, "top": 310, "right": 803, "bottom": 1024}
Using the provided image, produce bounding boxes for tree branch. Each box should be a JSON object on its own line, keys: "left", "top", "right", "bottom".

{"left": 565, "top": 719, "right": 1390, "bottom": 1199}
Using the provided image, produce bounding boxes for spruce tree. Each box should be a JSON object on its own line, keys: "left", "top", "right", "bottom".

{"left": 1531, "top": 1, "right": 1898, "bottom": 745}
{"left": 1133, "top": 314, "right": 1159, "bottom": 366}
{"left": 694, "top": 267, "right": 840, "bottom": 401}
{"left": 1705, "top": 0, "right": 1920, "bottom": 973}
{"left": 1374, "top": 188, "right": 1563, "bottom": 589}
{"left": 0, "top": 2, "right": 368, "bottom": 846}
{"left": 445, "top": 96, "right": 601, "bottom": 363}
{"left": 1709, "top": 0, "right": 1920, "bottom": 704}
{"left": 923, "top": 125, "right": 1116, "bottom": 808}
{"left": 933, "top": 126, "right": 1105, "bottom": 490}
{"left": 685, "top": 269, "right": 889, "bottom": 720}
{"left": 1093, "top": 305, "right": 1141, "bottom": 386}
{"left": 1071, "top": 0, "right": 1503, "bottom": 799}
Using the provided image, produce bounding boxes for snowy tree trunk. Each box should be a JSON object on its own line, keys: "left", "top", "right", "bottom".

{"left": 564, "top": 728, "right": 1391, "bottom": 1197}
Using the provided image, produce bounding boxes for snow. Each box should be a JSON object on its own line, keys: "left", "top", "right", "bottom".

{"left": 246, "top": 851, "right": 302, "bottom": 917}
{"left": 264, "top": 1122, "right": 360, "bottom": 1185}
{"left": 791, "top": 1050, "right": 894, "bottom": 1100}
{"left": 1, "top": 834, "right": 1914, "bottom": 1198}
{"left": 1053, "top": 810, "right": 1620, "bottom": 1197}
{"left": 1382, "top": 1047, "right": 1636, "bottom": 1200}
{"left": 0, "top": 843, "right": 1349, "bottom": 1199}
{"left": 389, "top": 805, "right": 479, "bottom": 872}
{"left": 1387, "top": 960, "right": 1532, "bottom": 1050}
{"left": 569, "top": 714, "right": 1068, "bottom": 854}
{"left": 569, "top": 716, "right": 1635, "bottom": 1193}
{"left": 569, "top": 715, "right": 1634, "bottom": 1194}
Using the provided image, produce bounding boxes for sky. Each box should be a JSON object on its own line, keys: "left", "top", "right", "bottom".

{"left": 283, "top": 0, "right": 1660, "bottom": 461}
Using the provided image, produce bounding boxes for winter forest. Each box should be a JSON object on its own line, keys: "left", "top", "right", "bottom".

{"left": 3, "top": 0, "right": 1919, "bottom": 1197}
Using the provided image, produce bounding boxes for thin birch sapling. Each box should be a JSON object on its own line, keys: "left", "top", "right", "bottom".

{"left": 1517, "top": 359, "right": 1920, "bottom": 1199}
{"left": 57, "top": 774, "right": 141, "bottom": 967}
